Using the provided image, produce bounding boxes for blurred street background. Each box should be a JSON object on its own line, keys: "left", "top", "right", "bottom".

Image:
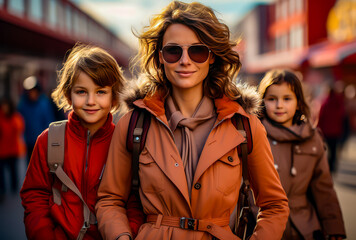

{"left": 1, "top": 0, "right": 356, "bottom": 239}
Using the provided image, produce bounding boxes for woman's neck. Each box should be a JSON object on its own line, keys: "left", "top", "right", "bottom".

{"left": 171, "top": 88, "right": 203, "bottom": 117}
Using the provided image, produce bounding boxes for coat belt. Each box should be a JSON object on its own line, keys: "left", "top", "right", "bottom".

{"left": 146, "top": 214, "right": 239, "bottom": 240}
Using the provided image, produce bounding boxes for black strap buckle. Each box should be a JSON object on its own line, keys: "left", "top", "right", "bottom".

{"left": 180, "top": 217, "right": 198, "bottom": 230}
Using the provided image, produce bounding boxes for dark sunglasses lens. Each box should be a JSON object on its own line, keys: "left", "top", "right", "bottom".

{"left": 162, "top": 46, "right": 182, "bottom": 63}
{"left": 188, "top": 45, "right": 210, "bottom": 63}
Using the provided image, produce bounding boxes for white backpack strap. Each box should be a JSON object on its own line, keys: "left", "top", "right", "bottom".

{"left": 48, "top": 120, "right": 67, "bottom": 205}
{"left": 48, "top": 120, "right": 96, "bottom": 239}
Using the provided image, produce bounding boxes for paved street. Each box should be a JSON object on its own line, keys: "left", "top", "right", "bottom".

{"left": 0, "top": 143, "right": 356, "bottom": 240}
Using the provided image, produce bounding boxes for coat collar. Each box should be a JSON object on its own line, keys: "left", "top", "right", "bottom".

{"left": 134, "top": 91, "right": 251, "bottom": 123}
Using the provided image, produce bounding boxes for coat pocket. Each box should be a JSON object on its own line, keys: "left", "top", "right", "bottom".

{"left": 139, "top": 148, "right": 165, "bottom": 193}
{"left": 215, "top": 151, "right": 241, "bottom": 195}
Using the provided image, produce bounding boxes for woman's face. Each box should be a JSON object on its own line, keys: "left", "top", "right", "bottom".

{"left": 159, "top": 23, "right": 214, "bottom": 96}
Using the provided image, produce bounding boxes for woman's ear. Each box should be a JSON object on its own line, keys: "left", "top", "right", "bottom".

{"left": 159, "top": 51, "right": 164, "bottom": 64}
{"left": 209, "top": 53, "right": 215, "bottom": 64}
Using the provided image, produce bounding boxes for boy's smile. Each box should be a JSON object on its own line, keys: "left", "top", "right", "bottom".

{"left": 69, "top": 71, "right": 114, "bottom": 134}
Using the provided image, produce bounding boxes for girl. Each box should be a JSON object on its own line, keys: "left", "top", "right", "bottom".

{"left": 95, "top": 1, "right": 289, "bottom": 240}
{"left": 20, "top": 44, "right": 144, "bottom": 240}
{"left": 258, "top": 69, "right": 346, "bottom": 240}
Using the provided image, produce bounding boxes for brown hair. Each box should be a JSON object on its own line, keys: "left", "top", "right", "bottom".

{"left": 257, "top": 69, "right": 311, "bottom": 125}
{"left": 52, "top": 43, "right": 125, "bottom": 112}
{"left": 132, "top": 0, "right": 242, "bottom": 100}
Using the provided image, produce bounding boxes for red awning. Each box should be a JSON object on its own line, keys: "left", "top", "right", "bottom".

{"left": 307, "top": 40, "right": 356, "bottom": 67}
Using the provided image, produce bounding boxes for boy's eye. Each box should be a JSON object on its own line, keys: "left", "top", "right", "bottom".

{"left": 97, "top": 90, "right": 107, "bottom": 94}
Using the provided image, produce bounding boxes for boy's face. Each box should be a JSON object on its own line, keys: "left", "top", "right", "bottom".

{"left": 68, "top": 71, "right": 114, "bottom": 134}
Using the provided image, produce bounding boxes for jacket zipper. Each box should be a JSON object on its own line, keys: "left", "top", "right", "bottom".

{"left": 82, "top": 130, "right": 90, "bottom": 203}
{"left": 86, "top": 130, "right": 90, "bottom": 171}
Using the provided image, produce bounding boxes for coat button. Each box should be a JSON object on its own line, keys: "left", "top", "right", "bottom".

{"left": 194, "top": 183, "right": 201, "bottom": 190}
{"left": 228, "top": 156, "right": 233, "bottom": 162}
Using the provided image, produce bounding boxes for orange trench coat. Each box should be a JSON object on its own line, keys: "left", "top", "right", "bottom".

{"left": 95, "top": 93, "right": 289, "bottom": 240}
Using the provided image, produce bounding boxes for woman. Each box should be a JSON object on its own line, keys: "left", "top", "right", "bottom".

{"left": 96, "top": 1, "right": 289, "bottom": 240}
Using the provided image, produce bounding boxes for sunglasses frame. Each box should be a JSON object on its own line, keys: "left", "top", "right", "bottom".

{"left": 160, "top": 44, "right": 211, "bottom": 64}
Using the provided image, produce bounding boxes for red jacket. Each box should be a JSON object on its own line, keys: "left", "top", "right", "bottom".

{"left": 0, "top": 111, "right": 25, "bottom": 158}
{"left": 20, "top": 111, "right": 144, "bottom": 240}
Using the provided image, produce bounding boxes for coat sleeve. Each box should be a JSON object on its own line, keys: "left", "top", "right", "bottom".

{"left": 95, "top": 112, "right": 135, "bottom": 240}
{"left": 309, "top": 133, "right": 346, "bottom": 238}
{"left": 247, "top": 116, "right": 290, "bottom": 240}
{"left": 20, "top": 130, "right": 56, "bottom": 240}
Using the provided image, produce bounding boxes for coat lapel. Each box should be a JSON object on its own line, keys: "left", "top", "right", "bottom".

{"left": 193, "top": 118, "right": 246, "bottom": 183}
{"left": 144, "top": 115, "right": 191, "bottom": 207}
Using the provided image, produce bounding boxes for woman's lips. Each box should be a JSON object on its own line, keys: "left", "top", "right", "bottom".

{"left": 176, "top": 71, "right": 195, "bottom": 77}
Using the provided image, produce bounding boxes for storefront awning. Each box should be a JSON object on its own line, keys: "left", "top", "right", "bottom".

{"left": 307, "top": 40, "right": 356, "bottom": 67}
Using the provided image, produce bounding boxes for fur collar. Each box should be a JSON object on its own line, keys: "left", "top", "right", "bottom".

{"left": 119, "top": 75, "right": 261, "bottom": 116}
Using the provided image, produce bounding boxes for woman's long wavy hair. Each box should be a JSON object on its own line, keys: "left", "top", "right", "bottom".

{"left": 131, "top": 1, "right": 242, "bottom": 100}
{"left": 258, "top": 69, "right": 311, "bottom": 125}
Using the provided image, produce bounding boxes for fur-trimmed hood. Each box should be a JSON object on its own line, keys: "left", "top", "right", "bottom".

{"left": 119, "top": 75, "right": 261, "bottom": 116}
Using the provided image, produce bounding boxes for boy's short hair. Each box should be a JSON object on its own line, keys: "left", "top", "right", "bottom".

{"left": 52, "top": 43, "right": 125, "bottom": 112}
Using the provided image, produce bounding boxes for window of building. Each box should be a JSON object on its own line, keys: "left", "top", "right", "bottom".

{"left": 29, "top": 0, "right": 42, "bottom": 22}
{"left": 289, "top": 0, "right": 295, "bottom": 14}
{"left": 289, "top": 25, "right": 304, "bottom": 49}
{"left": 48, "top": 0, "right": 58, "bottom": 28}
{"left": 8, "top": 0, "right": 25, "bottom": 16}
{"left": 281, "top": 0, "right": 288, "bottom": 19}
{"left": 296, "top": 0, "right": 303, "bottom": 12}
{"left": 56, "top": 1, "right": 65, "bottom": 32}
{"left": 65, "top": 5, "right": 72, "bottom": 34}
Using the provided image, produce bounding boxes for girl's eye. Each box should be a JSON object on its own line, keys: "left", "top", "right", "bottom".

{"left": 76, "top": 90, "right": 86, "bottom": 95}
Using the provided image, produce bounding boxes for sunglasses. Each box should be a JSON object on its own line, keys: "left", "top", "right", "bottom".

{"left": 161, "top": 44, "right": 211, "bottom": 64}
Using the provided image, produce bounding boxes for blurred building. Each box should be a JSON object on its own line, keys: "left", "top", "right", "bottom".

{"left": 234, "top": 0, "right": 356, "bottom": 133}
{"left": 0, "top": 0, "right": 135, "bottom": 103}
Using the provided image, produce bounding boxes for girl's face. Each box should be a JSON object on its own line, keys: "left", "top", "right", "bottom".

{"left": 159, "top": 23, "right": 214, "bottom": 96}
{"left": 69, "top": 71, "right": 114, "bottom": 133}
{"left": 264, "top": 82, "right": 298, "bottom": 128}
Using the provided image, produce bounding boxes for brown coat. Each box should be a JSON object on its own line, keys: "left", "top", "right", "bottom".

{"left": 262, "top": 119, "right": 346, "bottom": 239}
{"left": 96, "top": 86, "right": 289, "bottom": 240}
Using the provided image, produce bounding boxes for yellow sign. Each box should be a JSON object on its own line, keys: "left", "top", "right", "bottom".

{"left": 327, "top": 0, "right": 356, "bottom": 42}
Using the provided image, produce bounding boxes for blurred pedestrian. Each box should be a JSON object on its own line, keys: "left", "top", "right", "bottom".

{"left": 95, "top": 1, "right": 289, "bottom": 240}
{"left": 258, "top": 69, "right": 346, "bottom": 240}
{"left": 18, "top": 76, "right": 55, "bottom": 165}
{"left": 318, "top": 84, "right": 347, "bottom": 173}
{"left": 0, "top": 97, "right": 25, "bottom": 198}
{"left": 20, "top": 44, "right": 144, "bottom": 239}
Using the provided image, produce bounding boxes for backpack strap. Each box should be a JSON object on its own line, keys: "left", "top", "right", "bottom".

{"left": 231, "top": 115, "right": 258, "bottom": 238}
{"left": 126, "top": 108, "right": 151, "bottom": 193}
{"left": 231, "top": 115, "right": 253, "bottom": 156}
{"left": 48, "top": 120, "right": 96, "bottom": 240}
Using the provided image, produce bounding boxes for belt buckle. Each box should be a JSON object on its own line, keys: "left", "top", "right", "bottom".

{"left": 180, "top": 217, "right": 198, "bottom": 230}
